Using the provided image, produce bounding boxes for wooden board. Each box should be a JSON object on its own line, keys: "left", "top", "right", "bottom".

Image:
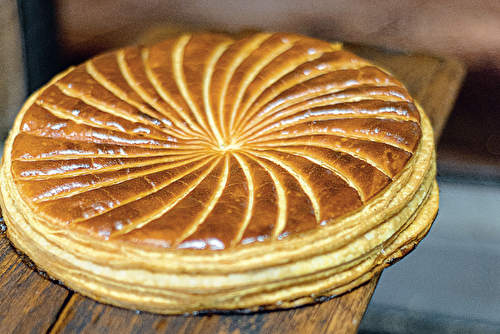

{"left": 0, "top": 46, "right": 465, "bottom": 334}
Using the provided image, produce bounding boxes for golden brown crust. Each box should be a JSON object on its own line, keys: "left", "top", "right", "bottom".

{"left": 0, "top": 32, "right": 437, "bottom": 314}
{"left": 8, "top": 32, "right": 421, "bottom": 249}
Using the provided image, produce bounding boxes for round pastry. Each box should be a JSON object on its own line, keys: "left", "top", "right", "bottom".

{"left": 0, "top": 32, "right": 438, "bottom": 314}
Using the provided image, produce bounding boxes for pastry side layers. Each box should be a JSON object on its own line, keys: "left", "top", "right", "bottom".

{"left": 0, "top": 32, "right": 437, "bottom": 314}
{"left": 0, "top": 109, "right": 436, "bottom": 313}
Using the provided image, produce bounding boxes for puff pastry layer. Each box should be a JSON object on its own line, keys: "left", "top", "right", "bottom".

{"left": 0, "top": 32, "right": 438, "bottom": 314}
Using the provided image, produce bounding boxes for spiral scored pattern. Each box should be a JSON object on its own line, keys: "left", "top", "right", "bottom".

{"left": 8, "top": 32, "right": 424, "bottom": 250}
{"left": 0, "top": 32, "right": 438, "bottom": 314}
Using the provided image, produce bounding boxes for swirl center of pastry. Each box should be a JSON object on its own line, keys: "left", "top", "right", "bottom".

{"left": 217, "top": 142, "right": 242, "bottom": 152}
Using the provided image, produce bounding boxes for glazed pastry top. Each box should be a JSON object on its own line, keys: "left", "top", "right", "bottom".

{"left": 9, "top": 32, "right": 421, "bottom": 249}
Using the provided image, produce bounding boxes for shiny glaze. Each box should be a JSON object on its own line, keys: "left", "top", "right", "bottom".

{"left": 10, "top": 32, "right": 421, "bottom": 249}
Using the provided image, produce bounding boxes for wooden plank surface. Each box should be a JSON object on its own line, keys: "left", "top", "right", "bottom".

{"left": 48, "top": 276, "right": 379, "bottom": 334}
{"left": 0, "top": 46, "right": 465, "bottom": 334}
{"left": 0, "top": 223, "right": 69, "bottom": 334}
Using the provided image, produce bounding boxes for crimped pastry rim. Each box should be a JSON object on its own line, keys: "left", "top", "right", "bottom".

{"left": 0, "top": 105, "right": 437, "bottom": 313}
{"left": 1, "top": 98, "right": 434, "bottom": 267}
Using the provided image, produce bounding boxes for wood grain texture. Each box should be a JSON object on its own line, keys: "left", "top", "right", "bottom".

{"left": 49, "top": 274, "right": 379, "bottom": 334}
{"left": 0, "top": 233, "right": 69, "bottom": 334}
{"left": 0, "top": 44, "right": 465, "bottom": 334}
